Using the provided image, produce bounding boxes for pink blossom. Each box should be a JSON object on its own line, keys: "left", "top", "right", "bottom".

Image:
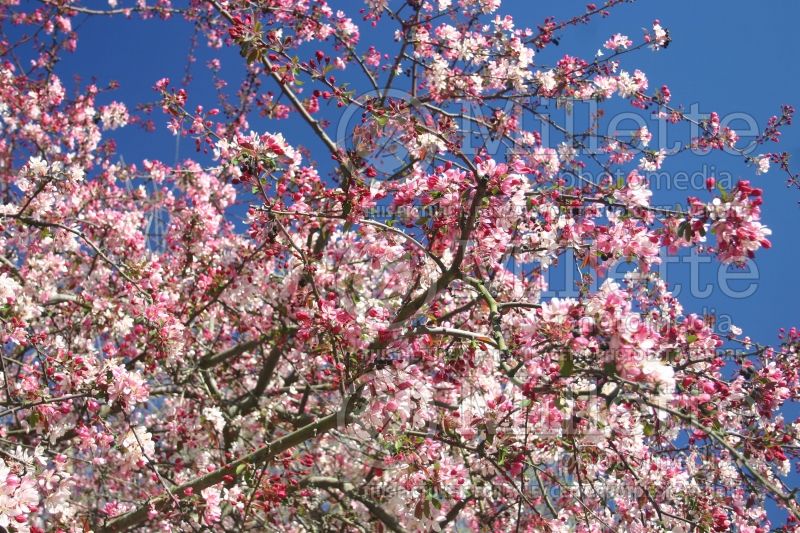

{"left": 604, "top": 33, "right": 633, "bottom": 50}
{"left": 201, "top": 487, "right": 222, "bottom": 524}
{"left": 106, "top": 364, "right": 149, "bottom": 410}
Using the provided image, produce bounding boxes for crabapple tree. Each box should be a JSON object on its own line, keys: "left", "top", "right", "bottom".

{"left": 0, "top": 0, "right": 799, "bottom": 531}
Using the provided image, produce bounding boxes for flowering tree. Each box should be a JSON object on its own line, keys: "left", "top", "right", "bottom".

{"left": 0, "top": 0, "right": 799, "bottom": 531}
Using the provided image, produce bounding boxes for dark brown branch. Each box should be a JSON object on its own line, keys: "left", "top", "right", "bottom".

{"left": 198, "top": 337, "right": 265, "bottom": 370}
{"left": 234, "top": 343, "right": 284, "bottom": 414}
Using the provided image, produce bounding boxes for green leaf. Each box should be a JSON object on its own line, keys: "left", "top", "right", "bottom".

{"left": 559, "top": 354, "right": 574, "bottom": 377}
{"left": 677, "top": 220, "right": 688, "bottom": 238}
{"left": 678, "top": 220, "right": 692, "bottom": 241}
{"left": 716, "top": 181, "right": 727, "bottom": 200}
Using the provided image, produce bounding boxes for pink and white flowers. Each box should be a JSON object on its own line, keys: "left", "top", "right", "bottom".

{"left": 0, "top": 1, "right": 796, "bottom": 531}
{"left": 604, "top": 33, "right": 633, "bottom": 50}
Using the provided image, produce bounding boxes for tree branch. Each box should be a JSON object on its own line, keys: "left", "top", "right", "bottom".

{"left": 102, "top": 397, "right": 360, "bottom": 531}
{"left": 198, "top": 337, "right": 265, "bottom": 370}
{"left": 302, "top": 477, "right": 406, "bottom": 533}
